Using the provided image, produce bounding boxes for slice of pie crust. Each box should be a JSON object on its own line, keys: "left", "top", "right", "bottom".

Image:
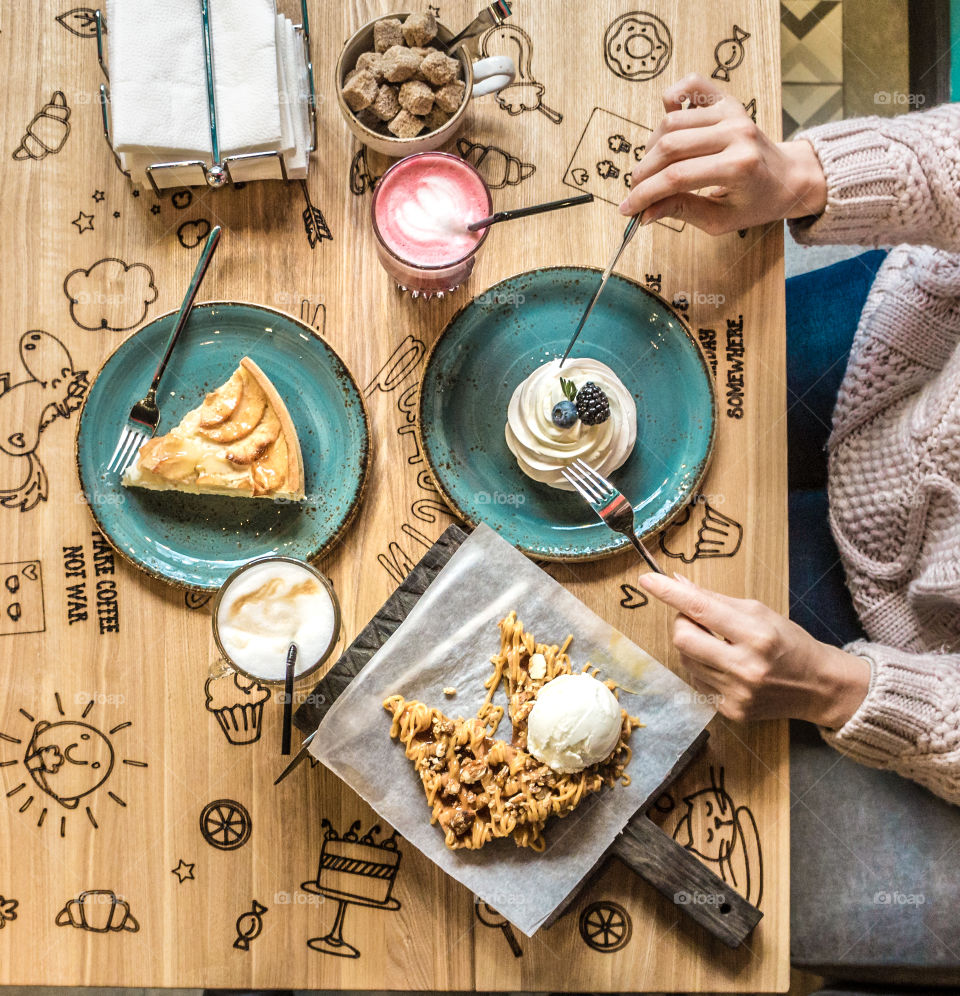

{"left": 122, "top": 357, "right": 305, "bottom": 500}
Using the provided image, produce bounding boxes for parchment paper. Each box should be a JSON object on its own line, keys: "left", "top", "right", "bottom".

{"left": 309, "top": 524, "right": 714, "bottom": 936}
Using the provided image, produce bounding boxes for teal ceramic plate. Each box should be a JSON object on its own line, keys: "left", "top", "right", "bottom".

{"left": 76, "top": 302, "right": 370, "bottom": 590}
{"left": 418, "top": 267, "right": 716, "bottom": 561}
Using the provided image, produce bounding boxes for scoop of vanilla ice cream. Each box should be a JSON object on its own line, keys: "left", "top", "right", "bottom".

{"left": 526, "top": 672, "right": 623, "bottom": 773}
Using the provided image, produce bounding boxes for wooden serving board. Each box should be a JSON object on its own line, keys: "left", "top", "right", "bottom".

{"left": 0, "top": 0, "right": 788, "bottom": 990}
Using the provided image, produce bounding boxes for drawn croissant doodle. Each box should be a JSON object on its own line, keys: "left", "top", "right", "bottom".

{"left": 455, "top": 139, "right": 535, "bottom": 189}
{"left": 0, "top": 331, "right": 88, "bottom": 512}
{"left": 12, "top": 91, "right": 71, "bottom": 161}
{"left": 56, "top": 890, "right": 139, "bottom": 933}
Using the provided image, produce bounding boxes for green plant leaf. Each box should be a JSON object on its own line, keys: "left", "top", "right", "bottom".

{"left": 560, "top": 377, "right": 578, "bottom": 401}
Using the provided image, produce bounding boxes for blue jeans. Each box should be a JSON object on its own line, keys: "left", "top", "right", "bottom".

{"left": 786, "top": 250, "right": 886, "bottom": 647}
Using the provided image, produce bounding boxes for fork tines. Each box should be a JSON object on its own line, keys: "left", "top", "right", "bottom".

{"left": 560, "top": 458, "right": 614, "bottom": 502}
{"left": 107, "top": 425, "right": 148, "bottom": 474}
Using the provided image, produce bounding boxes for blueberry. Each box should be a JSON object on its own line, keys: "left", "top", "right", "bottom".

{"left": 552, "top": 400, "right": 579, "bottom": 428}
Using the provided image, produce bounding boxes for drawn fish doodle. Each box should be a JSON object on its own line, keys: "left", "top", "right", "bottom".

{"left": 0, "top": 332, "right": 88, "bottom": 512}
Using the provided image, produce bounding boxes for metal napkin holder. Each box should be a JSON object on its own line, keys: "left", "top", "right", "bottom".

{"left": 95, "top": 0, "right": 317, "bottom": 195}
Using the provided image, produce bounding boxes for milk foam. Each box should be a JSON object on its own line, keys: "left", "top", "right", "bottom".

{"left": 216, "top": 560, "right": 337, "bottom": 681}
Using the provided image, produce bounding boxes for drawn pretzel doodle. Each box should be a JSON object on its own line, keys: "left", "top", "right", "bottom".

{"left": 603, "top": 12, "right": 672, "bottom": 82}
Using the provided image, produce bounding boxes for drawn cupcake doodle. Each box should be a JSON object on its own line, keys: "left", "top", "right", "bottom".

{"left": 55, "top": 8, "right": 99, "bottom": 37}
{"left": 659, "top": 500, "right": 743, "bottom": 562}
{"left": 1, "top": 692, "right": 147, "bottom": 837}
{"left": 204, "top": 668, "right": 270, "bottom": 746}
{"left": 480, "top": 24, "right": 563, "bottom": 123}
{"left": 1, "top": 560, "right": 45, "bottom": 636}
{"left": 662, "top": 766, "right": 762, "bottom": 906}
{"left": 12, "top": 91, "right": 71, "bottom": 161}
{"left": 304, "top": 819, "right": 402, "bottom": 959}
{"left": 234, "top": 900, "right": 268, "bottom": 950}
{"left": 0, "top": 331, "right": 88, "bottom": 512}
{"left": 56, "top": 890, "right": 139, "bottom": 933}
{"left": 456, "top": 138, "right": 535, "bottom": 189}
{"left": 0, "top": 896, "right": 18, "bottom": 928}
{"left": 603, "top": 12, "right": 672, "bottom": 82}
{"left": 63, "top": 257, "right": 158, "bottom": 331}
{"left": 711, "top": 25, "right": 751, "bottom": 82}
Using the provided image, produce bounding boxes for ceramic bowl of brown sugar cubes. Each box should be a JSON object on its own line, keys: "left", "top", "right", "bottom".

{"left": 336, "top": 10, "right": 515, "bottom": 157}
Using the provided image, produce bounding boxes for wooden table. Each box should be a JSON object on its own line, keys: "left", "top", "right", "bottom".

{"left": 0, "top": 0, "right": 788, "bottom": 990}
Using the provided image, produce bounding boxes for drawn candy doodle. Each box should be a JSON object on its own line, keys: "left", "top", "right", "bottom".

{"left": 71, "top": 211, "right": 94, "bottom": 234}
{"left": 12, "top": 91, "right": 71, "bottom": 161}
{"left": 300, "top": 179, "right": 332, "bottom": 248}
{"left": 0, "top": 331, "right": 88, "bottom": 513}
{"left": 743, "top": 97, "right": 758, "bottom": 122}
{"left": 563, "top": 107, "right": 684, "bottom": 231}
{"left": 177, "top": 218, "right": 212, "bottom": 249}
{"left": 1, "top": 692, "right": 147, "bottom": 837}
{"left": 1, "top": 561, "right": 45, "bottom": 636}
{"left": 63, "top": 257, "right": 158, "bottom": 331}
{"left": 170, "top": 189, "right": 193, "bottom": 209}
{"left": 618, "top": 583, "right": 648, "bottom": 609}
{"left": 234, "top": 900, "right": 268, "bottom": 950}
{"left": 184, "top": 591, "right": 211, "bottom": 610}
{"left": 658, "top": 500, "right": 743, "bottom": 562}
{"left": 0, "top": 896, "right": 18, "bottom": 927}
{"left": 204, "top": 667, "right": 270, "bottom": 746}
{"left": 480, "top": 24, "right": 563, "bottom": 124}
{"left": 475, "top": 901, "right": 522, "bottom": 957}
{"left": 603, "top": 11, "right": 672, "bottom": 82}
{"left": 200, "top": 798, "right": 252, "bottom": 850}
{"left": 664, "top": 766, "right": 762, "bottom": 906}
{"left": 56, "top": 8, "right": 99, "bottom": 36}
{"left": 56, "top": 890, "right": 139, "bottom": 933}
{"left": 171, "top": 859, "right": 195, "bottom": 883}
{"left": 711, "top": 25, "right": 751, "bottom": 82}
{"left": 578, "top": 900, "right": 632, "bottom": 953}
{"left": 455, "top": 138, "right": 535, "bottom": 189}
{"left": 304, "top": 819, "right": 402, "bottom": 959}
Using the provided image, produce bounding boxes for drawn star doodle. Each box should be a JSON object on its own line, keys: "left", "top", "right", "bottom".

{"left": 91, "top": 190, "right": 104, "bottom": 202}
{"left": 71, "top": 211, "right": 94, "bottom": 234}
{"left": 112, "top": 211, "right": 120, "bottom": 219}
{"left": 150, "top": 204, "right": 161, "bottom": 215}
{"left": 0, "top": 332, "right": 87, "bottom": 512}
{"left": 171, "top": 859, "right": 195, "bottom": 883}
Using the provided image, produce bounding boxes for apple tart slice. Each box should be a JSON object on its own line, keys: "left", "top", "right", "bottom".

{"left": 122, "top": 357, "right": 305, "bottom": 500}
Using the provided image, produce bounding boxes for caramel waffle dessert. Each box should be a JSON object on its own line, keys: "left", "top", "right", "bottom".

{"left": 383, "top": 610, "right": 641, "bottom": 851}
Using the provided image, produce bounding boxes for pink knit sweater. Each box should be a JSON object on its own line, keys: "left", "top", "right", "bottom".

{"left": 789, "top": 104, "right": 960, "bottom": 804}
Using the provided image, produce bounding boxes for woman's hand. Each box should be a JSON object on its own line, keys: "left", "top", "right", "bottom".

{"left": 620, "top": 74, "right": 827, "bottom": 234}
{"left": 636, "top": 572, "right": 870, "bottom": 728}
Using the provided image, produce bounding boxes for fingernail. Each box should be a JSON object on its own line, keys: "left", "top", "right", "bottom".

{"left": 637, "top": 572, "right": 668, "bottom": 590}
{"left": 618, "top": 200, "right": 632, "bottom": 215}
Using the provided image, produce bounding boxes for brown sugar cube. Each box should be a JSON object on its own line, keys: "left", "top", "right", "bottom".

{"left": 355, "top": 50, "right": 384, "bottom": 83}
{"left": 402, "top": 10, "right": 438, "bottom": 47}
{"left": 373, "top": 17, "right": 403, "bottom": 53}
{"left": 423, "top": 105, "right": 451, "bottom": 132}
{"left": 409, "top": 46, "right": 438, "bottom": 58}
{"left": 419, "top": 49, "right": 460, "bottom": 86}
{"left": 381, "top": 44, "right": 422, "bottom": 82}
{"left": 399, "top": 79, "right": 435, "bottom": 116}
{"left": 387, "top": 108, "right": 426, "bottom": 139}
{"left": 434, "top": 80, "right": 465, "bottom": 114}
{"left": 356, "top": 107, "right": 383, "bottom": 131}
{"left": 371, "top": 84, "right": 401, "bottom": 121}
{"left": 341, "top": 68, "right": 378, "bottom": 112}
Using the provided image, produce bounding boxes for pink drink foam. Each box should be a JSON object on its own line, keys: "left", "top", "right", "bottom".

{"left": 374, "top": 154, "right": 490, "bottom": 268}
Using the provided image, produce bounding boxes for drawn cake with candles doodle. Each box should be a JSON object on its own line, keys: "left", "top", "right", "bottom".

{"left": 307, "top": 819, "right": 401, "bottom": 905}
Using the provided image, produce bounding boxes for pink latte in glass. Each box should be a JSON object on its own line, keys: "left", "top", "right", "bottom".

{"left": 371, "top": 152, "right": 492, "bottom": 295}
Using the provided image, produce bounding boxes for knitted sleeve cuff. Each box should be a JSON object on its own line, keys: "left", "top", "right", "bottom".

{"left": 788, "top": 118, "right": 906, "bottom": 247}
{"left": 819, "top": 641, "right": 960, "bottom": 800}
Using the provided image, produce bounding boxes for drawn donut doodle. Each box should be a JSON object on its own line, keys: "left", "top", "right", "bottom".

{"left": 456, "top": 138, "right": 535, "bottom": 189}
{"left": 12, "top": 91, "right": 71, "bottom": 161}
{"left": 0, "top": 332, "right": 88, "bottom": 513}
{"left": 711, "top": 25, "right": 751, "bottom": 82}
{"left": 603, "top": 12, "right": 672, "bottom": 82}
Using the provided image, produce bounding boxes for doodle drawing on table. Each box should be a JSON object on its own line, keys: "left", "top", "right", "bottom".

{"left": 234, "top": 901, "right": 268, "bottom": 950}
{"left": 303, "top": 819, "right": 402, "bottom": 959}
{"left": 658, "top": 500, "right": 743, "bottom": 562}
{"left": 300, "top": 179, "right": 332, "bottom": 248}
{"left": 480, "top": 24, "right": 563, "bottom": 123}
{"left": 563, "top": 107, "right": 684, "bottom": 231}
{"left": 711, "top": 25, "right": 750, "bottom": 81}
{"left": 1, "top": 691, "right": 148, "bottom": 837}
{"left": 56, "top": 890, "right": 139, "bottom": 932}
{"left": 1, "top": 561, "right": 45, "bottom": 635}
{"left": 456, "top": 138, "right": 535, "bottom": 189}
{"left": 579, "top": 900, "right": 633, "bottom": 953}
{"left": 200, "top": 798, "right": 252, "bottom": 850}
{"left": 0, "top": 332, "right": 88, "bottom": 512}
{"left": 63, "top": 258, "right": 158, "bottom": 331}
{"left": 56, "top": 8, "right": 100, "bottom": 37}
{"left": 475, "top": 901, "right": 523, "bottom": 957}
{"left": 171, "top": 859, "right": 195, "bottom": 884}
{"left": 205, "top": 668, "right": 271, "bottom": 746}
{"left": 603, "top": 12, "right": 673, "bottom": 82}
{"left": 0, "top": 895, "right": 18, "bottom": 928}
{"left": 177, "top": 218, "right": 212, "bottom": 249}
{"left": 12, "top": 91, "right": 71, "bottom": 161}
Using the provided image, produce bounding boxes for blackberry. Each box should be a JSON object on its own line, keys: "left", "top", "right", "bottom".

{"left": 575, "top": 381, "right": 610, "bottom": 425}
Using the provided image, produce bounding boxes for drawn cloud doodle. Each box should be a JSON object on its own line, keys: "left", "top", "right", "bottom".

{"left": 12, "top": 91, "right": 71, "bottom": 161}
{"left": 63, "top": 257, "right": 158, "bottom": 331}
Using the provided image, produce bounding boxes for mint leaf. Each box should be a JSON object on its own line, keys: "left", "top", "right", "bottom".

{"left": 560, "top": 377, "right": 578, "bottom": 401}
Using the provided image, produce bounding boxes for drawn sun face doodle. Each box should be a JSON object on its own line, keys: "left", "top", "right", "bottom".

{"left": 0, "top": 692, "right": 147, "bottom": 836}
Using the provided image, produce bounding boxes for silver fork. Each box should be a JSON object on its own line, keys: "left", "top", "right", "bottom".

{"left": 107, "top": 225, "right": 222, "bottom": 474}
{"left": 561, "top": 458, "right": 664, "bottom": 574}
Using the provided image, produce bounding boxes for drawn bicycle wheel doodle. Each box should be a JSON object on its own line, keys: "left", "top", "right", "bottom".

{"left": 200, "top": 798, "right": 252, "bottom": 851}
{"left": 578, "top": 900, "right": 633, "bottom": 952}
{"left": 603, "top": 12, "right": 672, "bottom": 82}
